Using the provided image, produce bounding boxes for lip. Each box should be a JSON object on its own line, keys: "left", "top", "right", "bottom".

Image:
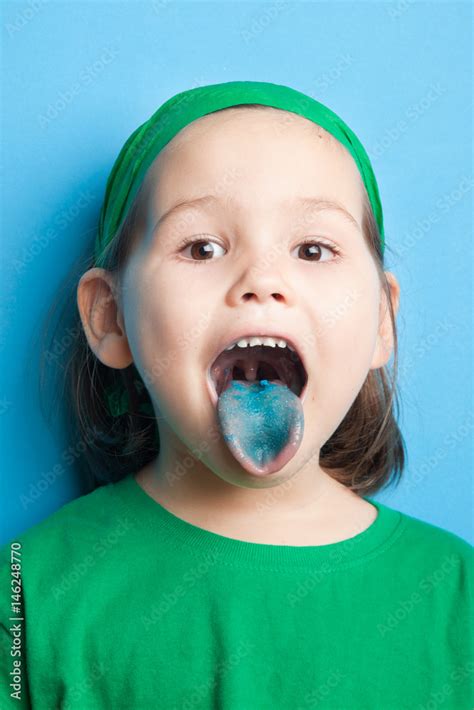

{"left": 205, "top": 330, "right": 309, "bottom": 407}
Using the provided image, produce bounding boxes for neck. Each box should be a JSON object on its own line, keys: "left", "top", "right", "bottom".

{"left": 133, "top": 428, "right": 376, "bottom": 545}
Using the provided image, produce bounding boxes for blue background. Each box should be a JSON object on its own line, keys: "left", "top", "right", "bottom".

{"left": 1, "top": 0, "right": 472, "bottom": 545}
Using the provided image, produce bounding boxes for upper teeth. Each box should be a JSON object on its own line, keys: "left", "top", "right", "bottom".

{"left": 225, "top": 336, "right": 295, "bottom": 351}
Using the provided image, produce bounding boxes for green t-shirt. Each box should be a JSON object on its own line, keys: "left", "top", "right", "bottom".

{"left": 1, "top": 473, "right": 473, "bottom": 709}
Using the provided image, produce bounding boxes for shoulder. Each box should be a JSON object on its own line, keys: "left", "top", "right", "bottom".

{"left": 386, "top": 502, "right": 473, "bottom": 581}
{"left": 0, "top": 479, "right": 135, "bottom": 579}
{"left": 397, "top": 505, "right": 472, "bottom": 554}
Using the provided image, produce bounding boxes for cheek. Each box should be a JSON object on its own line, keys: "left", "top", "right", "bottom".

{"left": 307, "top": 289, "right": 380, "bottom": 438}
{"left": 131, "top": 263, "right": 200, "bottom": 340}
{"left": 322, "top": 286, "right": 380, "bottom": 382}
{"left": 302, "top": 271, "right": 379, "bottom": 368}
{"left": 129, "top": 283, "right": 209, "bottom": 396}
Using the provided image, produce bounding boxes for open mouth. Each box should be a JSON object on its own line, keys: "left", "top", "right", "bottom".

{"left": 208, "top": 337, "right": 308, "bottom": 403}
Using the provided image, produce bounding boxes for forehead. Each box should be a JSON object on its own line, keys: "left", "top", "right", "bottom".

{"left": 144, "top": 106, "right": 365, "bottom": 222}
{"left": 162, "top": 105, "right": 339, "bottom": 148}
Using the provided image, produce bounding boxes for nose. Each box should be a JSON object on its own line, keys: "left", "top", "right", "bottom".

{"left": 226, "top": 253, "right": 297, "bottom": 307}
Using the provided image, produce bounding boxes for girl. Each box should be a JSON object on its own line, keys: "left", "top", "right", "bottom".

{"left": 1, "top": 80, "right": 472, "bottom": 709}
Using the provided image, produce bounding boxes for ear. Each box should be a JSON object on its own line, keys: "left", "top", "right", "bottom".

{"left": 370, "top": 271, "right": 400, "bottom": 370}
{"left": 76, "top": 268, "right": 133, "bottom": 368}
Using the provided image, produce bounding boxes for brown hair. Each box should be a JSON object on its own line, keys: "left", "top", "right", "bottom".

{"left": 39, "top": 105, "right": 406, "bottom": 496}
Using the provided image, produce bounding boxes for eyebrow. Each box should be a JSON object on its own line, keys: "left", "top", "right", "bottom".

{"left": 153, "top": 193, "right": 360, "bottom": 233}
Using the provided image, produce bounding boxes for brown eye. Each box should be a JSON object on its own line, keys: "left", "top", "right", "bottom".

{"left": 293, "top": 240, "right": 338, "bottom": 262}
{"left": 182, "top": 238, "right": 226, "bottom": 261}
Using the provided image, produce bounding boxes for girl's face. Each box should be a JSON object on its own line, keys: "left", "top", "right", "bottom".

{"left": 80, "top": 107, "right": 399, "bottom": 487}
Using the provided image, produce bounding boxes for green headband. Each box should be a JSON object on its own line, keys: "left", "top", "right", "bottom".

{"left": 95, "top": 80, "right": 385, "bottom": 418}
{"left": 95, "top": 79, "right": 384, "bottom": 268}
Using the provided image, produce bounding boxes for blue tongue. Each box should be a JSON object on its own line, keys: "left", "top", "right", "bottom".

{"left": 216, "top": 379, "right": 304, "bottom": 476}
